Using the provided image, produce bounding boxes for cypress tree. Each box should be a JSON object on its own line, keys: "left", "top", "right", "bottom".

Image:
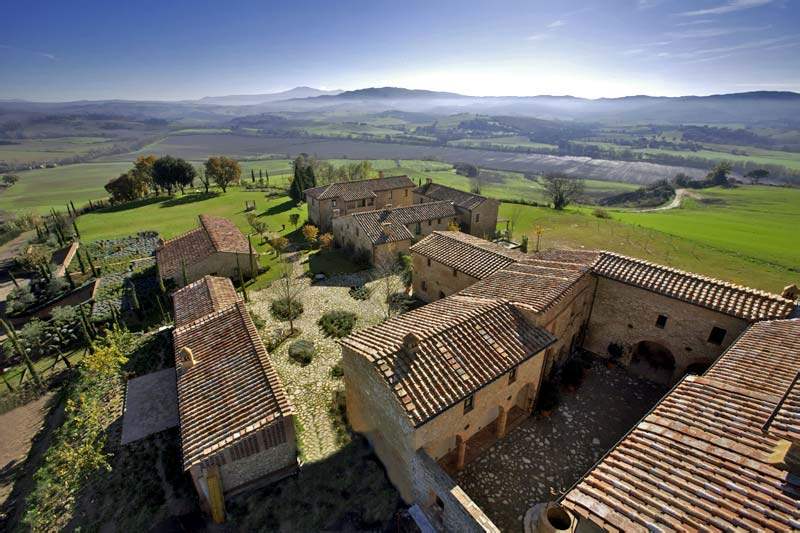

{"left": 70, "top": 200, "right": 77, "bottom": 216}
{"left": 236, "top": 254, "right": 248, "bottom": 302}
{"left": 158, "top": 273, "right": 166, "bottom": 294}
{"left": 65, "top": 268, "right": 76, "bottom": 289}
{"left": 86, "top": 250, "right": 98, "bottom": 277}
{"left": 264, "top": 168, "right": 269, "bottom": 186}
{"left": 72, "top": 219, "right": 81, "bottom": 239}
{"left": 155, "top": 294, "right": 167, "bottom": 324}
{"left": 76, "top": 251, "right": 86, "bottom": 274}
{"left": 1, "top": 319, "right": 43, "bottom": 389}
{"left": 9, "top": 270, "right": 19, "bottom": 288}
{"left": 304, "top": 164, "right": 317, "bottom": 189}
{"left": 89, "top": 199, "right": 94, "bottom": 210}
{"left": 248, "top": 235, "right": 257, "bottom": 278}
{"left": 180, "top": 259, "right": 188, "bottom": 287}
{"left": 251, "top": 169, "right": 255, "bottom": 182}
{"left": 259, "top": 169, "right": 263, "bottom": 179}
{"left": 77, "top": 305, "right": 95, "bottom": 352}
{"left": 129, "top": 281, "right": 142, "bottom": 318}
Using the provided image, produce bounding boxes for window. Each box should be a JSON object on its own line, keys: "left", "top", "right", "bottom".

{"left": 439, "top": 291, "right": 445, "bottom": 299}
{"left": 427, "top": 258, "right": 431, "bottom": 267}
{"left": 428, "top": 220, "right": 432, "bottom": 226}
{"left": 452, "top": 268, "right": 458, "bottom": 277}
{"left": 655, "top": 314, "right": 668, "bottom": 329}
{"left": 708, "top": 327, "right": 727, "bottom": 345}
{"left": 358, "top": 199, "right": 365, "bottom": 208}
{"left": 421, "top": 280, "right": 427, "bottom": 291}
{"left": 508, "top": 366, "right": 517, "bottom": 384}
{"left": 464, "top": 395, "right": 474, "bottom": 414}
{"left": 437, "top": 218, "right": 441, "bottom": 224}
{"left": 332, "top": 200, "right": 337, "bottom": 207}
{"left": 475, "top": 213, "right": 480, "bottom": 223}
{"left": 368, "top": 198, "right": 374, "bottom": 206}
{"left": 389, "top": 190, "right": 393, "bottom": 199}
{"left": 405, "top": 189, "right": 409, "bottom": 197}
{"left": 415, "top": 223, "right": 422, "bottom": 235}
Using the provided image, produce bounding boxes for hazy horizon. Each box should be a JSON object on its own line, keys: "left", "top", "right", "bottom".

{"left": 2, "top": 0, "right": 799, "bottom": 102}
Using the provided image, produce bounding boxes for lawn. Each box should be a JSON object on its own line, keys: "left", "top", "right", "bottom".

{"left": 500, "top": 186, "right": 800, "bottom": 293}
{"left": 77, "top": 190, "right": 308, "bottom": 285}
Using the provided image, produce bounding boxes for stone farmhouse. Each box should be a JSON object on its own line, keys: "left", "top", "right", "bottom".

{"left": 341, "top": 230, "right": 798, "bottom": 531}
{"left": 332, "top": 201, "right": 458, "bottom": 266}
{"left": 171, "top": 276, "right": 296, "bottom": 522}
{"left": 305, "top": 174, "right": 415, "bottom": 232}
{"left": 414, "top": 179, "right": 499, "bottom": 238}
{"left": 155, "top": 214, "right": 254, "bottom": 285}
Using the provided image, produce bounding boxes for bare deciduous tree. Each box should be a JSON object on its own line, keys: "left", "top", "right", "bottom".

{"left": 542, "top": 173, "right": 585, "bottom": 210}
{"left": 372, "top": 258, "right": 409, "bottom": 321}
{"left": 273, "top": 258, "right": 305, "bottom": 334}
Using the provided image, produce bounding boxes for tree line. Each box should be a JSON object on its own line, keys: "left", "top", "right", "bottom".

{"left": 105, "top": 155, "right": 241, "bottom": 203}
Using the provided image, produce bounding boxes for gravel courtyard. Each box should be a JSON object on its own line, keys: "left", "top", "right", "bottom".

{"left": 248, "top": 260, "right": 400, "bottom": 462}
{"left": 455, "top": 360, "right": 668, "bottom": 532}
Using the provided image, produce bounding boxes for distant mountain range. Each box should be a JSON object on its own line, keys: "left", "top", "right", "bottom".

{"left": 193, "top": 86, "right": 342, "bottom": 106}
{"left": 2, "top": 86, "right": 799, "bottom": 125}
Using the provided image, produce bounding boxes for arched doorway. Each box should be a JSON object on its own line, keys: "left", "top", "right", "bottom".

{"left": 629, "top": 341, "right": 676, "bottom": 385}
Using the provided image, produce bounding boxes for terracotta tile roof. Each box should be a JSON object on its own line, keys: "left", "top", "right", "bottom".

{"left": 156, "top": 215, "right": 249, "bottom": 280}
{"left": 593, "top": 252, "right": 795, "bottom": 321}
{"left": 172, "top": 275, "right": 241, "bottom": 327}
{"left": 350, "top": 201, "right": 457, "bottom": 245}
{"left": 410, "top": 231, "right": 526, "bottom": 280}
{"left": 461, "top": 250, "right": 600, "bottom": 313}
{"left": 341, "top": 295, "right": 555, "bottom": 427}
{"left": 562, "top": 319, "right": 800, "bottom": 532}
{"left": 706, "top": 319, "right": 800, "bottom": 443}
{"left": 305, "top": 175, "right": 414, "bottom": 202}
{"left": 414, "top": 182, "right": 494, "bottom": 210}
{"left": 173, "top": 300, "right": 293, "bottom": 470}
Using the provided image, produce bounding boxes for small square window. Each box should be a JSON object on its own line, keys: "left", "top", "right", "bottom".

{"left": 708, "top": 327, "right": 727, "bottom": 345}
{"left": 452, "top": 268, "right": 458, "bottom": 277}
{"left": 475, "top": 213, "right": 480, "bottom": 223}
{"left": 332, "top": 200, "right": 337, "bottom": 207}
{"left": 437, "top": 218, "right": 441, "bottom": 224}
{"left": 389, "top": 190, "right": 393, "bottom": 199}
{"left": 464, "top": 395, "right": 474, "bottom": 413}
{"left": 439, "top": 291, "right": 445, "bottom": 299}
{"left": 427, "top": 258, "right": 431, "bottom": 267}
{"left": 655, "top": 315, "right": 668, "bottom": 329}
{"left": 508, "top": 367, "right": 517, "bottom": 384}
{"left": 405, "top": 189, "right": 409, "bottom": 197}
{"left": 421, "top": 280, "right": 427, "bottom": 291}
{"left": 428, "top": 220, "right": 432, "bottom": 226}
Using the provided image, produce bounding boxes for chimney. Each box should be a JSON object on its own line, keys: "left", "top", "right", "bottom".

{"left": 403, "top": 332, "right": 422, "bottom": 356}
{"left": 180, "top": 346, "right": 196, "bottom": 369}
{"left": 379, "top": 171, "right": 384, "bottom": 179}
{"left": 781, "top": 283, "right": 798, "bottom": 300}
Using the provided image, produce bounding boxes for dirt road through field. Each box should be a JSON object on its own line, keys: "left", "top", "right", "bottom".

{"left": 636, "top": 188, "right": 700, "bottom": 212}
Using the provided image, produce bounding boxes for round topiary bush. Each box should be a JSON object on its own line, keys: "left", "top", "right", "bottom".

{"left": 318, "top": 310, "right": 357, "bottom": 338}
{"left": 270, "top": 297, "right": 304, "bottom": 321}
{"left": 288, "top": 340, "right": 315, "bottom": 366}
{"left": 330, "top": 361, "right": 344, "bottom": 378}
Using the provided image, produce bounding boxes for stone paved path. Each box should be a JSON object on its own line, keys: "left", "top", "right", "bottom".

{"left": 249, "top": 262, "right": 398, "bottom": 462}
{"left": 456, "top": 360, "right": 667, "bottom": 532}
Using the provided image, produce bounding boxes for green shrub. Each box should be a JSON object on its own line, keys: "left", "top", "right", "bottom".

{"left": 348, "top": 285, "right": 372, "bottom": 301}
{"left": 330, "top": 361, "right": 344, "bottom": 378}
{"left": 317, "top": 310, "right": 357, "bottom": 338}
{"left": 249, "top": 310, "right": 266, "bottom": 330}
{"left": 271, "top": 297, "right": 304, "bottom": 321}
{"left": 288, "top": 340, "right": 315, "bottom": 366}
{"left": 592, "top": 207, "right": 611, "bottom": 219}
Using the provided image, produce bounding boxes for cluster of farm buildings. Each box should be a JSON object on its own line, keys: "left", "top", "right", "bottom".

{"left": 135, "top": 175, "right": 800, "bottom": 531}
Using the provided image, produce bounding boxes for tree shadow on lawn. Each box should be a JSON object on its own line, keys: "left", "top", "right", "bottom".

{"left": 96, "top": 196, "right": 166, "bottom": 214}
{"left": 159, "top": 192, "right": 220, "bottom": 208}
{"left": 260, "top": 199, "right": 296, "bottom": 217}
{"left": 227, "top": 437, "right": 401, "bottom": 532}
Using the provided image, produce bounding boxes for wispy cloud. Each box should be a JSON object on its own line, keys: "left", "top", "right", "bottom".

{"left": 679, "top": 0, "right": 775, "bottom": 17}
{"left": 656, "top": 36, "right": 797, "bottom": 62}
{"left": 637, "top": 0, "right": 665, "bottom": 9}
{"left": 666, "top": 24, "right": 771, "bottom": 39}
{"left": 0, "top": 44, "right": 56, "bottom": 61}
{"left": 526, "top": 33, "right": 549, "bottom": 41}
{"left": 547, "top": 20, "right": 565, "bottom": 29}
{"left": 674, "top": 19, "right": 714, "bottom": 26}
{"left": 525, "top": 18, "right": 567, "bottom": 41}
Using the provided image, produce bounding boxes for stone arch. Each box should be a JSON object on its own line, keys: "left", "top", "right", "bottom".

{"left": 683, "top": 360, "right": 713, "bottom": 378}
{"left": 629, "top": 340, "right": 676, "bottom": 385}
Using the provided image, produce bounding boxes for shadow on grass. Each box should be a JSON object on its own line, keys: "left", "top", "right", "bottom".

{"left": 261, "top": 199, "right": 296, "bottom": 217}
{"left": 307, "top": 250, "right": 364, "bottom": 279}
{"left": 227, "top": 437, "right": 401, "bottom": 532}
{"left": 159, "top": 192, "right": 220, "bottom": 208}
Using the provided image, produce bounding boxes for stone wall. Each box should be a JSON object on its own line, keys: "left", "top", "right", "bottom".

{"left": 414, "top": 352, "right": 544, "bottom": 460}
{"left": 412, "top": 251, "right": 480, "bottom": 302}
{"left": 583, "top": 277, "right": 748, "bottom": 383}
{"left": 219, "top": 431, "right": 297, "bottom": 492}
{"left": 343, "top": 344, "right": 417, "bottom": 500}
{"left": 411, "top": 449, "right": 500, "bottom": 532}
{"left": 461, "top": 200, "right": 500, "bottom": 239}
{"left": 162, "top": 251, "right": 254, "bottom": 285}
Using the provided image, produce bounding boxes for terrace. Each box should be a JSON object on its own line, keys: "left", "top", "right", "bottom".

{"left": 452, "top": 359, "right": 667, "bottom": 532}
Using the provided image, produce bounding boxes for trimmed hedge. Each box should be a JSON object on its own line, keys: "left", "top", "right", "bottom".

{"left": 288, "top": 340, "right": 315, "bottom": 366}
{"left": 271, "top": 297, "right": 304, "bottom": 321}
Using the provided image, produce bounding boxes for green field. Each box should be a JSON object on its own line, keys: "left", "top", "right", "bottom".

{"left": 0, "top": 137, "right": 119, "bottom": 165}
{"left": 502, "top": 185, "right": 800, "bottom": 292}
{"left": 77, "top": 191, "right": 308, "bottom": 285}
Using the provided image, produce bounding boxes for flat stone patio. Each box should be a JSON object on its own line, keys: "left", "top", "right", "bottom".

{"left": 121, "top": 368, "right": 178, "bottom": 445}
{"left": 455, "top": 359, "right": 668, "bottom": 532}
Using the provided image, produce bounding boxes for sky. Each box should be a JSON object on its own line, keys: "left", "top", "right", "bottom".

{"left": 1, "top": 0, "right": 798, "bottom": 101}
